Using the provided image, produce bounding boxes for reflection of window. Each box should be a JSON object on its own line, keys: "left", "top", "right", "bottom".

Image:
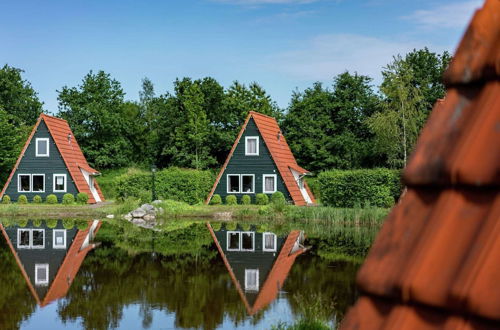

{"left": 263, "top": 174, "right": 277, "bottom": 193}
{"left": 36, "top": 138, "right": 49, "bottom": 157}
{"left": 245, "top": 269, "right": 259, "bottom": 291}
{"left": 18, "top": 229, "right": 31, "bottom": 248}
{"left": 245, "top": 136, "right": 259, "bottom": 156}
{"left": 227, "top": 232, "right": 240, "bottom": 251}
{"left": 227, "top": 175, "right": 240, "bottom": 193}
{"left": 241, "top": 175, "right": 254, "bottom": 193}
{"left": 35, "top": 264, "right": 49, "bottom": 286}
{"left": 17, "top": 229, "right": 45, "bottom": 249}
{"left": 32, "top": 174, "right": 45, "bottom": 192}
{"left": 18, "top": 175, "right": 31, "bottom": 192}
{"left": 241, "top": 232, "right": 254, "bottom": 251}
{"left": 263, "top": 232, "right": 277, "bottom": 252}
{"left": 227, "top": 231, "right": 254, "bottom": 251}
{"left": 53, "top": 229, "right": 67, "bottom": 249}
{"left": 53, "top": 174, "right": 67, "bottom": 192}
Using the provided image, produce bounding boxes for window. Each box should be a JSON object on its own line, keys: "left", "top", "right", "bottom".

{"left": 245, "top": 269, "right": 259, "bottom": 291}
{"left": 241, "top": 175, "right": 254, "bottom": 193}
{"left": 53, "top": 174, "right": 67, "bottom": 192}
{"left": 18, "top": 174, "right": 31, "bottom": 192}
{"left": 245, "top": 136, "right": 259, "bottom": 156}
{"left": 227, "top": 231, "right": 254, "bottom": 251}
{"left": 241, "top": 232, "right": 255, "bottom": 251}
{"left": 227, "top": 232, "right": 240, "bottom": 251}
{"left": 227, "top": 175, "right": 240, "bottom": 193}
{"left": 53, "top": 229, "right": 67, "bottom": 249}
{"left": 35, "top": 138, "right": 49, "bottom": 157}
{"left": 263, "top": 232, "right": 277, "bottom": 252}
{"left": 35, "top": 264, "right": 49, "bottom": 286}
{"left": 32, "top": 174, "right": 45, "bottom": 192}
{"left": 17, "top": 229, "right": 45, "bottom": 249}
{"left": 263, "top": 174, "right": 277, "bottom": 193}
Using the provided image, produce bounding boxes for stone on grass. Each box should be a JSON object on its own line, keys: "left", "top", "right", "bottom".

{"left": 106, "top": 214, "right": 115, "bottom": 219}
{"left": 131, "top": 209, "right": 146, "bottom": 218}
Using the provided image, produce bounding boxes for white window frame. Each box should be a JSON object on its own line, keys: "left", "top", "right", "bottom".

{"left": 18, "top": 174, "right": 31, "bottom": 193}
{"left": 17, "top": 229, "right": 31, "bottom": 249}
{"left": 35, "top": 264, "right": 49, "bottom": 286}
{"left": 31, "top": 174, "right": 45, "bottom": 193}
{"left": 263, "top": 232, "right": 277, "bottom": 252}
{"left": 227, "top": 174, "right": 241, "bottom": 194}
{"left": 227, "top": 231, "right": 241, "bottom": 251}
{"left": 241, "top": 174, "right": 255, "bottom": 194}
{"left": 245, "top": 269, "right": 259, "bottom": 291}
{"left": 263, "top": 174, "right": 277, "bottom": 193}
{"left": 245, "top": 136, "right": 259, "bottom": 156}
{"left": 17, "top": 229, "right": 45, "bottom": 249}
{"left": 53, "top": 174, "right": 67, "bottom": 193}
{"left": 35, "top": 138, "right": 50, "bottom": 157}
{"left": 53, "top": 229, "right": 67, "bottom": 249}
{"left": 241, "top": 231, "right": 255, "bottom": 252}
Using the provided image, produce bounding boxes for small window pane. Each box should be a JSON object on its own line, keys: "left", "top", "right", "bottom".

{"left": 19, "top": 175, "right": 30, "bottom": 192}
{"left": 265, "top": 176, "right": 275, "bottom": 192}
{"left": 245, "top": 269, "right": 259, "bottom": 291}
{"left": 228, "top": 232, "right": 240, "bottom": 250}
{"left": 242, "top": 232, "right": 254, "bottom": 251}
{"left": 246, "top": 138, "right": 257, "bottom": 154}
{"left": 264, "top": 233, "right": 276, "bottom": 251}
{"left": 228, "top": 176, "right": 240, "bottom": 193}
{"left": 32, "top": 175, "right": 44, "bottom": 192}
{"left": 32, "top": 230, "right": 44, "bottom": 247}
{"left": 242, "top": 175, "right": 253, "bottom": 193}
{"left": 35, "top": 264, "right": 49, "bottom": 285}
{"left": 54, "top": 230, "right": 66, "bottom": 248}
{"left": 19, "top": 230, "right": 30, "bottom": 247}
{"left": 55, "top": 175, "right": 65, "bottom": 191}
{"left": 37, "top": 139, "right": 48, "bottom": 156}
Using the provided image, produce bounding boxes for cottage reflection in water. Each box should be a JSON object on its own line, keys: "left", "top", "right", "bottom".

{"left": 0, "top": 220, "right": 101, "bottom": 307}
{"left": 208, "top": 223, "right": 307, "bottom": 315}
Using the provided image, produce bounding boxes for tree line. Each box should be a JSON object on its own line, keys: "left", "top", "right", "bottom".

{"left": 0, "top": 47, "right": 450, "bottom": 185}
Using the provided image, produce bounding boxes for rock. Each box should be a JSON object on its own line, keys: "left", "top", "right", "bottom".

{"left": 106, "top": 214, "right": 115, "bottom": 219}
{"left": 140, "top": 204, "right": 155, "bottom": 213}
{"left": 131, "top": 209, "right": 146, "bottom": 218}
{"left": 132, "top": 218, "right": 146, "bottom": 226}
{"left": 124, "top": 213, "right": 132, "bottom": 221}
{"left": 213, "top": 212, "right": 233, "bottom": 221}
{"left": 143, "top": 214, "right": 156, "bottom": 222}
{"left": 152, "top": 200, "right": 163, "bottom": 205}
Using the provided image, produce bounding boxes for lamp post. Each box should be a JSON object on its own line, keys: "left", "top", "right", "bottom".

{"left": 151, "top": 165, "right": 157, "bottom": 202}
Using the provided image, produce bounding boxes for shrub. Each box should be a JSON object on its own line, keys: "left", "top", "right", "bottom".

{"left": 63, "top": 219, "right": 75, "bottom": 229}
{"left": 210, "top": 194, "right": 222, "bottom": 205}
{"left": 241, "top": 195, "right": 251, "bottom": 205}
{"left": 271, "top": 191, "right": 286, "bottom": 205}
{"left": 47, "top": 219, "right": 58, "bottom": 228}
{"left": 210, "top": 222, "right": 222, "bottom": 231}
{"left": 225, "top": 195, "right": 237, "bottom": 205}
{"left": 305, "top": 177, "right": 320, "bottom": 201}
{"left": 17, "top": 195, "right": 28, "bottom": 204}
{"left": 46, "top": 194, "right": 58, "bottom": 204}
{"left": 1, "top": 195, "right": 11, "bottom": 204}
{"left": 32, "top": 195, "right": 42, "bottom": 204}
{"left": 318, "top": 168, "right": 400, "bottom": 208}
{"left": 76, "top": 192, "right": 89, "bottom": 204}
{"left": 76, "top": 220, "right": 89, "bottom": 230}
{"left": 62, "top": 193, "right": 75, "bottom": 205}
{"left": 255, "top": 193, "right": 269, "bottom": 205}
{"left": 33, "top": 219, "right": 42, "bottom": 227}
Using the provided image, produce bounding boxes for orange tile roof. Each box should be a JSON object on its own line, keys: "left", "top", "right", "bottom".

{"left": 206, "top": 111, "right": 316, "bottom": 205}
{"left": 0, "top": 114, "right": 104, "bottom": 203}
{"left": 341, "top": 0, "right": 500, "bottom": 328}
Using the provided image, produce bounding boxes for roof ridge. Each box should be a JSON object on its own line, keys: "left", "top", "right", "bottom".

{"left": 41, "top": 113, "right": 68, "bottom": 122}
{"left": 249, "top": 111, "right": 279, "bottom": 121}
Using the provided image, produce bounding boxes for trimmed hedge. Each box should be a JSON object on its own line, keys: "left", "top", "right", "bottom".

{"left": 62, "top": 193, "right": 75, "bottom": 205}
{"left": 18, "top": 195, "right": 28, "bottom": 204}
{"left": 226, "top": 195, "right": 237, "bottom": 205}
{"left": 318, "top": 168, "right": 402, "bottom": 208}
{"left": 241, "top": 195, "right": 251, "bottom": 205}
{"left": 210, "top": 194, "right": 222, "bottom": 205}
{"left": 255, "top": 193, "right": 269, "bottom": 205}
{"left": 33, "top": 195, "right": 42, "bottom": 204}
{"left": 115, "top": 167, "right": 214, "bottom": 205}
{"left": 1, "top": 195, "right": 11, "bottom": 204}
{"left": 77, "top": 193, "right": 89, "bottom": 204}
{"left": 46, "top": 194, "right": 58, "bottom": 204}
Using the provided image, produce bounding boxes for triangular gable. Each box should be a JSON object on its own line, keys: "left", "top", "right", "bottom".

{"left": 206, "top": 111, "right": 315, "bottom": 205}
{"left": 0, "top": 114, "right": 105, "bottom": 203}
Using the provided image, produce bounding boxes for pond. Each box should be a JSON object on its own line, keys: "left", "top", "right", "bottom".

{"left": 0, "top": 219, "right": 379, "bottom": 330}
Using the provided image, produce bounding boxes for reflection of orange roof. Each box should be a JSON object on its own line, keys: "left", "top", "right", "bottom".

{"left": 0, "top": 222, "right": 101, "bottom": 307}
{"left": 0, "top": 114, "right": 104, "bottom": 204}
{"left": 206, "top": 111, "right": 315, "bottom": 205}
{"left": 341, "top": 0, "right": 500, "bottom": 328}
{"left": 207, "top": 223, "right": 305, "bottom": 315}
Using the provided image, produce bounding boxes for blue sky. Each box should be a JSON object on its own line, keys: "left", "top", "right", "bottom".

{"left": 0, "top": 0, "right": 482, "bottom": 112}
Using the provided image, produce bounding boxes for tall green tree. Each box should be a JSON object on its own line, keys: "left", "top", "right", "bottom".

{"left": 0, "top": 109, "right": 26, "bottom": 186}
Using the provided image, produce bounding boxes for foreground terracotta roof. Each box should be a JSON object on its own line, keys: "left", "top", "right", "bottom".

{"left": 341, "top": 0, "right": 500, "bottom": 328}
{"left": 206, "top": 111, "right": 316, "bottom": 205}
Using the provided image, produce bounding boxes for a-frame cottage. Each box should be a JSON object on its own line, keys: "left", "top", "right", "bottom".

{"left": 206, "top": 111, "right": 315, "bottom": 205}
{"left": 0, "top": 220, "right": 101, "bottom": 307}
{"left": 0, "top": 114, "right": 105, "bottom": 204}
{"left": 207, "top": 223, "right": 307, "bottom": 315}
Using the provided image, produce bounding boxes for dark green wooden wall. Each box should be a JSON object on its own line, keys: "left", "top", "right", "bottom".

{"left": 212, "top": 118, "right": 291, "bottom": 203}
{"left": 3, "top": 120, "right": 79, "bottom": 202}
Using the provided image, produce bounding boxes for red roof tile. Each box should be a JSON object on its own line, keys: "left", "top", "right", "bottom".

{"left": 341, "top": 0, "right": 500, "bottom": 328}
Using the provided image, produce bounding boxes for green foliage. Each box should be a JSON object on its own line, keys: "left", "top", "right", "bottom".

{"left": 62, "top": 193, "right": 75, "bottom": 205}
{"left": 210, "top": 194, "right": 222, "bottom": 205}
{"left": 255, "top": 193, "right": 269, "bottom": 205}
{"left": 271, "top": 191, "right": 286, "bottom": 205}
{"left": 47, "top": 219, "right": 58, "bottom": 228}
{"left": 0, "top": 109, "right": 26, "bottom": 186}
{"left": 241, "top": 195, "right": 251, "bottom": 205}
{"left": 305, "top": 177, "right": 320, "bottom": 201}
{"left": 17, "top": 195, "right": 28, "bottom": 204}
{"left": 77, "top": 220, "right": 89, "bottom": 230}
{"left": 1, "top": 195, "right": 11, "bottom": 204}
{"left": 46, "top": 194, "right": 58, "bottom": 204}
{"left": 319, "top": 169, "right": 400, "bottom": 207}
{"left": 63, "top": 219, "right": 75, "bottom": 229}
{"left": 33, "top": 219, "right": 42, "bottom": 227}
{"left": 225, "top": 195, "right": 237, "bottom": 205}
{"left": 32, "top": 195, "right": 42, "bottom": 204}
{"left": 76, "top": 192, "right": 89, "bottom": 204}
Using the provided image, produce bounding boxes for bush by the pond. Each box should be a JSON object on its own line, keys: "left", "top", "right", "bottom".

{"left": 47, "top": 219, "right": 58, "bottom": 228}
{"left": 225, "top": 195, "right": 237, "bottom": 205}
{"left": 271, "top": 191, "right": 286, "bottom": 205}
{"left": 318, "top": 168, "right": 401, "bottom": 208}
{"left": 32, "top": 195, "right": 42, "bottom": 204}
{"left": 115, "top": 167, "right": 214, "bottom": 205}
{"left": 76, "top": 192, "right": 89, "bottom": 204}
{"left": 17, "top": 195, "right": 28, "bottom": 204}
{"left": 255, "top": 193, "right": 269, "bottom": 205}
{"left": 241, "top": 195, "right": 251, "bottom": 205}
{"left": 1, "top": 195, "right": 11, "bottom": 204}
{"left": 305, "top": 176, "right": 321, "bottom": 201}
{"left": 62, "top": 193, "right": 75, "bottom": 205}
{"left": 46, "top": 194, "right": 58, "bottom": 204}
{"left": 210, "top": 194, "right": 222, "bottom": 205}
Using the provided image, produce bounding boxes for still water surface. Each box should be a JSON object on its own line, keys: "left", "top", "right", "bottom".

{"left": 0, "top": 219, "right": 376, "bottom": 330}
